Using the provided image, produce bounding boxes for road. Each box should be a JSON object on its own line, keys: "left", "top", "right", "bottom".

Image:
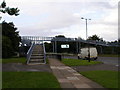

{"left": 62, "top": 56, "right": 119, "bottom": 66}
{"left": 97, "top": 57, "right": 118, "bottom": 66}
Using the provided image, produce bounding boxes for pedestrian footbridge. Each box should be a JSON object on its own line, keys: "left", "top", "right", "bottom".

{"left": 21, "top": 36, "right": 117, "bottom": 47}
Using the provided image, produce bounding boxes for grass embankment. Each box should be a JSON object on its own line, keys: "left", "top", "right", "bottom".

{"left": 3, "top": 72, "right": 60, "bottom": 88}
{"left": 62, "top": 58, "right": 103, "bottom": 66}
{"left": 2, "top": 57, "right": 26, "bottom": 64}
{"left": 80, "top": 71, "right": 119, "bottom": 89}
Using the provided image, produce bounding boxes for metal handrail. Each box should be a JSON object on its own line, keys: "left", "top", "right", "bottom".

{"left": 43, "top": 42, "right": 46, "bottom": 64}
{"left": 26, "top": 43, "right": 35, "bottom": 64}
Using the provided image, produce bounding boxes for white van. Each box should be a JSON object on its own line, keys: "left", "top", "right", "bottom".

{"left": 78, "top": 47, "right": 98, "bottom": 60}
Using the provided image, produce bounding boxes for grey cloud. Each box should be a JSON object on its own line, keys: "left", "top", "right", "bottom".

{"left": 19, "top": 27, "right": 63, "bottom": 36}
{"left": 90, "top": 2, "right": 117, "bottom": 9}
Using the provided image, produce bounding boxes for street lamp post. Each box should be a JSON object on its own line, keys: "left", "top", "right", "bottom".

{"left": 81, "top": 17, "right": 91, "bottom": 40}
{"left": 81, "top": 17, "right": 91, "bottom": 62}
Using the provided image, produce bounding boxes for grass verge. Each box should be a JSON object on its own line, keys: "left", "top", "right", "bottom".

{"left": 2, "top": 72, "right": 60, "bottom": 88}
{"left": 2, "top": 57, "right": 26, "bottom": 64}
{"left": 80, "top": 70, "right": 119, "bottom": 89}
{"left": 62, "top": 58, "right": 103, "bottom": 66}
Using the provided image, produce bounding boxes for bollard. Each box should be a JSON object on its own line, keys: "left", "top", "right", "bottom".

{"left": 57, "top": 55, "right": 61, "bottom": 61}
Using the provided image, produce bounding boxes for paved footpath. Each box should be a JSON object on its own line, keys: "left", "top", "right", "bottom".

{"left": 49, "top": 58, "right": 106, "bottom": 89}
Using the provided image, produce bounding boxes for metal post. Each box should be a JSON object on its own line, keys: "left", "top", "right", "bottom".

{"left": 55, "top": 41, "right": 57, "bottom": 53}
{"left": 88, "top": 44, "right": 90, "bottom": 62}
{"left": 100, "top": 46, "right": 103, "bottom": 54}
{"left": 56, "top": 41, "right": 57, "bottom": 53}
{"left": 85, "top": 19, "right": 88, "bottom": 40}
{"left": 112, "top": 46, "right": 114, "bottom": 54}
{"left": 76, "top": 41, "right": 78, "bottom": 54}
{"left": 78, "top": 42, "right": 80, "bottom": 53}
{"left": 76, "top": 41, "right": 79, "bottom": 54}
{"left": 53, "top": 42, "right": 54, "bottom": 53}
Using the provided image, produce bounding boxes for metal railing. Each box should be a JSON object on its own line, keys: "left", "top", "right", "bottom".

{"left": 43, "top": 42, "right": 46, "bottom": 64}
{"left": 26, "top": 42, "right": 35, "bottom": 64}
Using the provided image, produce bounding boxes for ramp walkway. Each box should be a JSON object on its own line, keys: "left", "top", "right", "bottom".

{"left": 49, "top": 58, "right": 105, "bottom": 89}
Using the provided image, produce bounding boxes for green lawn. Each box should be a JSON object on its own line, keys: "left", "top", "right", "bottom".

{"left": 2, "top": 72, "right": 60, "bottom": 88}
{"left": 62, "top": 58, "right": 103, "bottom": 66}
{"left": 80, "top": 71, "right": 119, "bottom": 89}
{"left": 1, "top": 57, "right": 26, "bottom": 64}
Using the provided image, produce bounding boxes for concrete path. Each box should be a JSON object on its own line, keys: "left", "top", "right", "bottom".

{"left": 49, "top": 58, "right": 105, "bottom": 89}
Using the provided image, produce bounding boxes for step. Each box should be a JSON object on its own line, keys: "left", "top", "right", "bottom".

{"left": 34, "top": 47, "right": 43, "bottom": 49}
{"left": 31, "top": 56, "right": 44, "bottom": 58}
{"left": 32, "top": 53, "right": 44, "bottom": 55}
{"left": 30, "top": 56, "right": 44, "bottom": 59}
{"left": 32, "top": 51, "right": 44, "bottom": 53}
{"left": 30, "top": 59, "right": 44, "bottom": 61}
{"left": 33, "top": 48, "right": 43, "bottom": 50}
{"left": 33, "top": 47, "right": 43, "bottom": 48}
{"left": 32, "top": 50, "right": 43, "bottom": 52}
{"left": 32, "top": 50, "right": 42, "bottom": 51}
{"left": 32, "top": 49, "right": 43, "bottom": 51}
{"left": 33, "top": 48, "right": 43, "bottom": 49}
{"left": 27, "top": 63, "right": 45, "bottom": 65}
{"left": 32, "top": 50, "right": 44, "bottom": 52}
{"left": 32, "top": 52, "right": 44, "bottom": 53}
{"left": 29, "top": 60, "right": 44, "bottom": 63}
{"left": 31, "top": 54, "right": 44, "bottom": 56}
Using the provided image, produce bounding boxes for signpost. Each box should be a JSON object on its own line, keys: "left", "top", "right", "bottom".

{"left": 61, "top": 44, "right": 69, "bottom": 48}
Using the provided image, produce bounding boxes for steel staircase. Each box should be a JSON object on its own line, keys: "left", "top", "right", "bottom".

{"left": 26, "top": 43, "right": 46, "bottom": 65}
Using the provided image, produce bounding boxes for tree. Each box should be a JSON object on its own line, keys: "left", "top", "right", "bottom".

{"left": 2, "top": 21, "right": 20, "bottom": 58}
{"left": 44, "top": 42, "right": 53, "bottom": 52}
{"left": 87, "top": 34, "right": 103, "bottom": 41}
{"left": 0, "top": 0, "right": 20, "bottom": 16}
{"left": 2, "top": 36, "right": 13, "bottom": 58}
{"left": 0, "top": 1, "right": 20, "bottom": 58}
{"left": 78, "top": 37, "right": 84, "bottom": 40}
{"left": 55, "top": 35, "right": 65, "bottom": 38}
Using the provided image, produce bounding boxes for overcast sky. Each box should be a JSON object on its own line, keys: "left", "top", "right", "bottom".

{"left": 0, "top": 0, "right": 119, "bottom": 41}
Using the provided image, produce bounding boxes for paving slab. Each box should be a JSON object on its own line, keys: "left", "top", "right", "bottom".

{"left": 60, "top": 82, "right": 75, "bottom": 88}
{"left": 49, "top": 58, "right": 104, "bottom": 89}
{"left": 74, "top": 83, "right": 91, "bottom": 88}
{"left": 58, "top": 78, "right": 70, "bottom": 83}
